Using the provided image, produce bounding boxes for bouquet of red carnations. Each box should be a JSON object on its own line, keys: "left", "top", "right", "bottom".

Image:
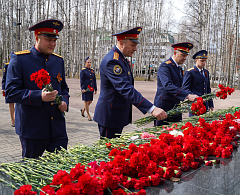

{"left": 30, "top": 69, "right": 64, "bottom": 114}
{"left": 191, "top": 97, "right": 206, "bottom": 116}
{"left": 134, "top": 84, "right": 235, "bottom": 127}
{"left": 77, "top": 85, "right": 94, "bottom": 97}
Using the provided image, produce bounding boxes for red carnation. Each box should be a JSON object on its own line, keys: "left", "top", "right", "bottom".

{"left": 30, "top": 69, "right": 51, "bottom": 89}
{"left": 55, "top": 183, "right": 80, "bottom": 195}
{"left": 112, "top": 188, "right": 127, "bottom": 195}
{"left": 14, "top": 185, "right": 37, "bottom": 195}
{"left": 51, "top": 170, "right": 71, "bottom": 186}
{"left": 70, "top": 163, "right": 85, "bottom": 180}
{"left": 134, "top": 180, "right": 145, "bottom": 190}
{"left": 175, "top": 170, "right": 182, "bottom": 178}
{"left": 150, "top": 173, "right": 162, "bottom": 186}
{"left": 205, "top": 161, "right": 213, "bottom": 166}
{"left": 40, "top": 185, "right": 55, "bottom": 195}
{"left": 163, "top": 167, "right": 175, "bottom": 179}
{"left": 137, "top": 189, "right": 147, "bottom": 195}
{"left": 190, "top": 162, "right": 199, "bottom": 170}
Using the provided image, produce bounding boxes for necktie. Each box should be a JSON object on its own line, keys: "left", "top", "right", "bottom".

{"left": 178, "top": 66, "right": 183, "bottom": 79}
{"left": 126, "top": 58, "right": 131, "bottom": 68}
{"left": 200, "top": 70, "right": 205, "bottom": 77}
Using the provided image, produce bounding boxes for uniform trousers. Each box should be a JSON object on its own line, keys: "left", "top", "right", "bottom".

{"left": 98, "top": 124, "right": 123, "bottom": 139}
{"left": 154, "top": 114, "right": 182, "bottom": 126}
{"left": 20, "top": 133, "right": 68, "bottom": 158}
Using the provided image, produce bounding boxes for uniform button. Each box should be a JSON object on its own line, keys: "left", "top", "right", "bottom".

{"left": 51, "top": 102, "right": 53, "bottom": 105}
{"left": 51, "top": 117, "right": 53, "bottom": 120}
{"left": 204, "top": 88, "right": 205, "bottom": 89}
{"left": 90, "top": 79, "right": 92, "bottom": 80}
{"left": 46, "top": 59, "right": 48, "bottom": 61}
{"left": 204, "top": 83, "right": 205, "bottom": 84}
{"left": 90, "top": 74, "right": 91, "bottom": 75}
{"left": 91, "top": 83, "right": 92, "bottom": 84}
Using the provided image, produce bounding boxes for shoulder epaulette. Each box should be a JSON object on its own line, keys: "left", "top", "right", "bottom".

{"left": 5, "top": 63, "right": 9, "bottom": 65}
{"left": 14, "top": 50, "right": 31, "bottom": 55}
{"left": 82, "top": 68, "right": 86, "bottom": 70}
{"left": 113, "top": 52, "right": 119, "bottom": 60}
{"left": 187, "top": 67, "right": 194, "bottom": 71}
{"left": 52, "top": 53, "right": 63, "bottom": 58}
{"left": 165, "top": 60, "right": 172, "bottom": 64}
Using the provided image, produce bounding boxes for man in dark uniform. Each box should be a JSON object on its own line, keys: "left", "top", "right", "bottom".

{"left": 182, "top": 50, "right": 214, "bottom": 116}
{"left": 2, "top": 61, "right": 15, "bottom": 127}
{"left": 154, "top": 42, "right": 198, "bottom": 126}
{"left": 94, "top": 27, "right": 167, "bottom": 139}
{"left": 5, "top": 19, "right": 70, "bottom": 158}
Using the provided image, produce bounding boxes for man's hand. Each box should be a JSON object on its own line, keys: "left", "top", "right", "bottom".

{"left": 151, "top": 107, "right": 167, "bottom": 121}
{"left": 187, "top": 94, "right": 198, "bottom": 102}
{"left": 82, "top": 89, "right": 86, "bottom": 93}
{"left": 41, "top": 89, "right": 58, "bottom": 102}
{"left": 94, "top": 90, "right": 97, "bottom": 94}
{"left": 58, "top": 101, "right": 67, "bottom": 112}
{"left": 209, "top": 107, "right": 214, "bottom": 111}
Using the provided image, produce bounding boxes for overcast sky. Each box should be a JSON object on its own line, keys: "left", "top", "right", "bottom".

{"left": 170, "top": 0, "right": 185, "bottom": 33}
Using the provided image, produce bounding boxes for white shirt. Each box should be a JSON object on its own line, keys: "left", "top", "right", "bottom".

{"left": 196, "top": 66, "right": 204, "bottom": 76}
{"left": 171, "top": 57, "right": 181, "bottom": 68}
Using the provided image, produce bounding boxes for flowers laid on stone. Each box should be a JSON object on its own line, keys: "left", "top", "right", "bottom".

{"left": 7, "top": 109, "right": 240, "bottom": 195}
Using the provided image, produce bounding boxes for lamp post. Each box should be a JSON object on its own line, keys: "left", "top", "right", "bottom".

{"left": 16, "top": 7, "right": 21, "bottom": 51}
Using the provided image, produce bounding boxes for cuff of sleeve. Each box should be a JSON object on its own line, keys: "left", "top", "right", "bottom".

{"left": 148, "top": 105, "right": 156, "bottom": 114}
{"left": 184, "top": 94, "right": 189, "bottom": 101}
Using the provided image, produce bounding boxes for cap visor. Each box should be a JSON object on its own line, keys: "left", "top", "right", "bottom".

{"left": 130, "top": 39, "right": 140, "bottom": 44}
{"left": 41, "top": 34, "right": 59, "bottom": 39}
{"left": 179, "top": 50, "right": 188, "bottom": 54}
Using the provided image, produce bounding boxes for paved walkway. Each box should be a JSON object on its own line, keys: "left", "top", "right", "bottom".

{"left": 0, "top": 78, "right": 239, "bottom": 164}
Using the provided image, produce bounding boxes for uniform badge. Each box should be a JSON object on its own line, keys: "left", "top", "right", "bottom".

{"left": 187, "top": 67, "right": 194, "bottom": 71}
{"left": 3, "top": 68, "right": 5, "bottom": 72}
{"left": 128, "top": 71, "right": 130, "bottom": 75}
{"left": 165, "top": 60, "right": 171, "bottom": 64}
{"left": 14, "top": 50, "right": 31, "bottom": 55}
{"left": 91, "top": 70, "right": 94, "bottom": 73}
{"left": 113, "top": 65, "right": 122, "bottom": 75}
{"left": 113, "top": 52, "right": 119, "bottom": 60}
{"left": 205, "top": 71, "right": 208, "bottom": 77}
{"left": 53, "top": 22, "right": 60, "bottom": 26}
{"left": 57, "top": 73, "right": 62, "bottom": 82}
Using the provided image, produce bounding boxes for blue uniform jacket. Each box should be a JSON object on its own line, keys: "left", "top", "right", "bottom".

{"left": 80, "top": 67, "right": 97, "bottom": 92}
{"left": 5, "top": 46, "right": 70, "bottom": 139}
{"left": 182, "top": 66, "right": 214, "bottom": 108}
{"left": 94, "top": 46, "right": 153, "bottom": 128}
{"left": 154, "top": 57, "right": 189, "bottom": 112}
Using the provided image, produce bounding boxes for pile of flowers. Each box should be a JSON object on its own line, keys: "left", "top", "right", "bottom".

{"left": 134, "top": 84, "right": 235, "bottom": 127}
{"left": 13, "top": 111, "right": 240, "bottom": 195}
